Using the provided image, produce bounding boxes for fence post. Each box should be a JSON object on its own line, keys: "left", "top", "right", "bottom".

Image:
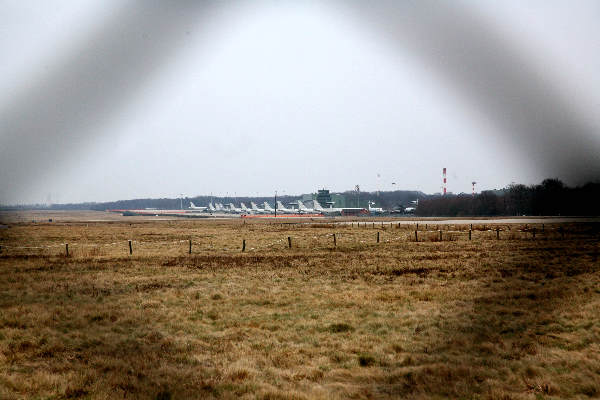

{"left": 377, "top": 231, "right": 380, "bottom": 243}
{"left": 469, "top": 230, "right": 472, "bottom": 240}
{"left": 372, "top": 222, "right": 375, "bottom": 229}
{"left": 242, "top": 239, "right": 246, "bottom": 252}
{"left": 439, "top": 230, "right": 442, "bottom": 241}
{"left": 189, "top": 239, "right": 192, "bottom": 254}
{"left": 128, "top": 240, "right": 132, "bottom": 255}
{"left": 333, "top": 233, "right": 337, "bottom": 247}
{"left": 415, "top": 230, "right": 418, "bottom": 242}
{"left": 416, "top": 223, "right": 419, "bottom": 231}
{"left": 65, "top": 243, "right": 69, "bottom": 257}
{"left": 288, "top": 236, "right": 292, "bottom": 249}
{"left": 496, "top": 228, "right": 499, "bottom": 240}
{"left": 470, "top": 223, "right": 473, "bottom": 231}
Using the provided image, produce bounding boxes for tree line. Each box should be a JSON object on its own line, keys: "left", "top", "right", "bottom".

{"left": 416, "top": 179, "right": 600, "bottom": 216}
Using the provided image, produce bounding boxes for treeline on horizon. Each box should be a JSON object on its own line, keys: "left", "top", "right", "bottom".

{"left": 1, "top": 191, "right": 425, "bottom": 212}
{"left": 416, "top": 179, "right": 600, "bottom": 217}
{"left": 2, "top": 179, "right": 598, "bottom": 216}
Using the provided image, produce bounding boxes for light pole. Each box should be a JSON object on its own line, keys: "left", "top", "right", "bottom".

{"left": 274, "top": 190, "right": 277, "bottom": 218}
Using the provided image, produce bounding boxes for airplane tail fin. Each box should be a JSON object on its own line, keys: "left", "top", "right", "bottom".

{"left": 313, "top": 200, "right": 323, "bottom": 211}
{"left": 297, "top": 200, "right": 306, "bottom": 210}
{"left": 190, "top": 202, "right": 195, "bottom": 208}
{"left": 277, "top": 201, "right": 286, "bottom": 210}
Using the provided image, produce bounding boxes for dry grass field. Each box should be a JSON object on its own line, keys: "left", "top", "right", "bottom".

{"left": 0, "top": 213, "right": 599, "bottom": 399}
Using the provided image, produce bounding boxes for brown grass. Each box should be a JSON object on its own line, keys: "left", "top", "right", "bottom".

{"left": 0, "top": 214, "right": 599, "bottom": 399}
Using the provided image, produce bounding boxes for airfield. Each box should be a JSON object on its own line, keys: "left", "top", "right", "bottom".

{"left": 0, "top": 210, "right": 599, "bottom": 399}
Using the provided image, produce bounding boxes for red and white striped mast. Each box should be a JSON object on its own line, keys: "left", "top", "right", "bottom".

{"left": 442, "top": 168, "right": 447, "bottom": 195}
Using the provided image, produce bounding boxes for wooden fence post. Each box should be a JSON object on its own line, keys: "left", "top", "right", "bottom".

{"left": 288, "top": 236, "right": 292, "bottom": 248}
{"left": 242, "top": 239, "right": 246, "bottom": 252}
{"left": 416, "top": 223, "right": 419, "bottom": 231}
{"left": 496, "top": 228, "right": 500, "bottom": 240}
{"left": 469, "top": 230, "right": 472, "bottom": 240}
{"left": 333, "top": 233, "right": 337, "bottom": 247}
{"left": 65, "top": 243, "right": 69, "bottom": 257}
{"left": 470, "top": 223, "right": 473, "bottom": 231}
{"left": 377, "top": 231, "right": 380, "bottom": 243}
{"left": 439, "top": 230, "right": 442, "bottom": 241}
{"left": 415, "top": 231, "right": 418, "bottom": 242}
{"left": 128, "top": 240, "right": 132, "bottom": 255}
{"left": 189, "top": 239, "right": 192, "bottom": 254}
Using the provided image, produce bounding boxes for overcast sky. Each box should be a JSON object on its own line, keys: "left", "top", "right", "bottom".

{"left": 1, "top": 1, "right": 599, "bottom": 204}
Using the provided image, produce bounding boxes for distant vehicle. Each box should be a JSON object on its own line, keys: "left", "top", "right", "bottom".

{"left": 368, "top": 201, "right": 384, "bottom": 214}
{"left": 404, "top": 199, "right": 418, "bottom": 214}
{"left": 189, "top": 201, "right": 208, "bottom": 211}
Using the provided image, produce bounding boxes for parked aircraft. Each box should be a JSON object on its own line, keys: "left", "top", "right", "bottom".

{"left": 276, "top": 201, "right": 296, "bottom": 214}
{"left": 263, "top": 202, "right": 276, "bottom": 213}
{"left": 313, "top": 200, "right": 368, "bottom": 216}
{"left": 227, "top": 203, "right": 242, "bottom": 213}
{"left": 251, "top": 202, "right": 269, "bottom": 214}
{"left": 297, "top": 200, "right": 318, "bottom": 214}
{"left": 189, "top": 202, "right": 208, "bottom": 211}
{"left": 368, "top": 201, "right": 384, "bottom": 214}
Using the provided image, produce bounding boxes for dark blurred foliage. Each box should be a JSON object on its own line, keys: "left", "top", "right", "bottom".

{"left": 416, "top": 179, "right": 600, "bottom": 216}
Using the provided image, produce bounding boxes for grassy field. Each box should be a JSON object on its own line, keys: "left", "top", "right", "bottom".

{"left": 0, "top": 214, "right": 599, "bottom": 399}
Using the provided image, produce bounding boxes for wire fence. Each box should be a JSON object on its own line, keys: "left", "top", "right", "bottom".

{"left": 0, "top": 224, "right": 585, "bottom": 257}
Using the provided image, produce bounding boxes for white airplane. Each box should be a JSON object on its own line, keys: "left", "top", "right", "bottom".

{"left": 276, "top": 201, "right": 297, "bottom": 214}
{"left": 368, "top": 201, "right": 384, "bottom": 214}
{"left": 251, "top": 202, "right": 269, "bottom": 214}
{"left": 208, "top": 202, "right": 216, "bottom": 212}
{"left": 297, "top": 200, "right": 321, "bottom": 214}
{"left": 189, "top": 202, "right": 208, "bottom": 211}
{"left": 240, "top": 203, "right": 251, "bottom": 214}
{"left": 263, "top": 202, "right": 276, "bottom": 213}
{"left": 313, "top": 200, "right": 368, "bottom": 216}
{"left": 227, "top": 203, "right": 242, "bottom": 213}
